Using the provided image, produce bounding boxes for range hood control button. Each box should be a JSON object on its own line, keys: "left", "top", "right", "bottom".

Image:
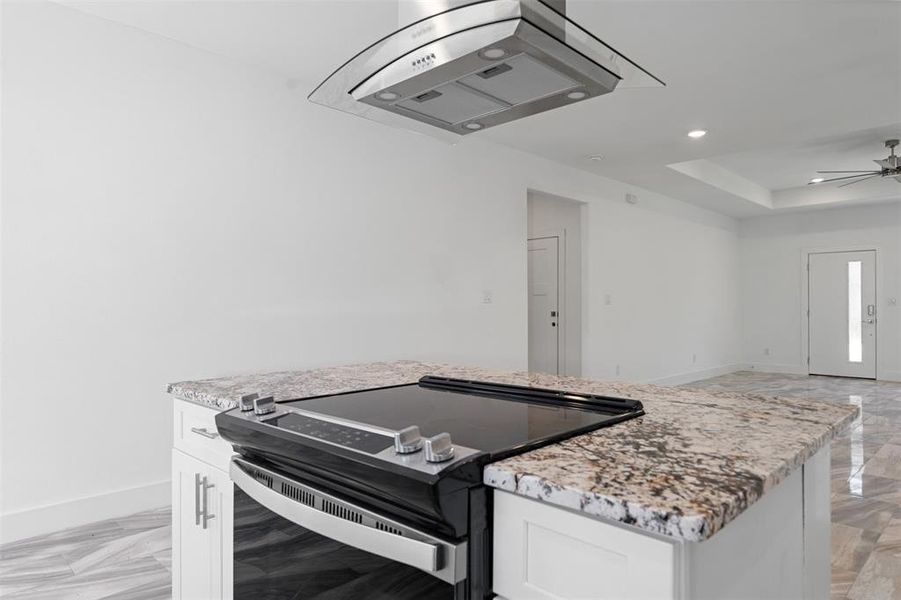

{"left": 394, "top": 426, "right": 424, "bottom": 454}
{"left": 253, "top": 396, "right": 276, "bottom": 416}
{"left": 239, "top": 393, "right": 259, "bottom": 412}
{"left": 424, "top": 433, "right": 455, "bottom": 463}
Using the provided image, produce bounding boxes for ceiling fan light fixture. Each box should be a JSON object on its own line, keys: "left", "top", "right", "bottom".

{"left": 806, "top": 139, "right": 901, "bottom": 187}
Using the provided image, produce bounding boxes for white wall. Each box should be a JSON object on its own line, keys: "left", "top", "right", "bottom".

{"left": 740, "top": 203, "right": 901, "bottom": 380}
{"left": 527, "top": 191, "right": 583, "bottom": 377}
{"left": 580, "top": 191, "right": 743, "bottom": 385}
{"left": 0, "top": 1, "right": 741, "bottom": 540}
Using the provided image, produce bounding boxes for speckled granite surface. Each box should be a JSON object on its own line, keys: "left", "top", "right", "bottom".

{"left": 168, "top": 361, "right": 858, "bottom": 542}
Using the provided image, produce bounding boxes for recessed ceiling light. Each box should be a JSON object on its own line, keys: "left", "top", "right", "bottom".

{"left": 479, "top": 48, "right": 507, "bottom": 60}
{"left": 687, "top": 130, "right": 707, "bottom": 139}
{"left": 589, "top": 154, "right": 604, "bottom": 161}
{"left": 809, "top": 177, "right": 825, "bottom": 184}
{"left": 566, "top": 91, "right": 588, "bottom": 100}
{"left": 376, "top": 91, "right": 399, "bottom": 101}
{"left": 464, "top": 122, "right": 483, "bottom": 130}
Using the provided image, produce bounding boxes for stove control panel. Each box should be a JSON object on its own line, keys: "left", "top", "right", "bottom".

{"left": 393, "top": 425, "right": 424, "bottom": 454}
{"left": 253, "top": 396, "right": 276, "bottom": 416}
{"left": 239, "top": 393, "right": 259, "bottom": 412}
{"left": 226, "top": 400, "right": 479, "bottom": 474}
{"left": 424, "top": 433, "right": 455, "bottom": 463}
{"left": 274, "top": 413, "right": 393, "bottom": 454}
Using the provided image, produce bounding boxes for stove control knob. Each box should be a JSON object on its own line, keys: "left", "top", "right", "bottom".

{"left": 394, "top": 426, "right": 423, "bottom": 454}
{"left": 253, "top": 396, "right": 276, "bottom": 416}
{"left": 239, "top": 393, "right": 259, "bottom": 412}
{"left": 424, "top": 433, "right": 455, "bottom": 463}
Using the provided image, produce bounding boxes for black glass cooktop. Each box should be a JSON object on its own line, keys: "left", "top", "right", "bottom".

{"left": 284, "top": 377, "right": 643, "bottom": 456}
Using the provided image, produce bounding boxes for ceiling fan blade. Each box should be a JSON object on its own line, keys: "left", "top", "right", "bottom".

{"left": 809, "top": 173, "right": 881, "bottom": 184}
{"left": 838, "top": 174, "right": 881, "bottom": 188}
{"left": 816, "top": 170, "right": 882, "bottom": 173}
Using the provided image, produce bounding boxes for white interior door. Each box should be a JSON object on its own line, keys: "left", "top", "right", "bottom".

{"left": 528, "top": 237, "right": 559, "bottom": 375}
{"left": 808, "top": 250, "right": 876, "bottom": 379}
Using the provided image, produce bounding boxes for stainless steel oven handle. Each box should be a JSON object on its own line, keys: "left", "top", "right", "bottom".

{"left": 230, "top": 458, "right": 465, "bottom": 583}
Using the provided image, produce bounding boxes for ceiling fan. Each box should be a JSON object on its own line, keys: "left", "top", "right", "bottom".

{"left": 809, "top": 139, "right": 901, "bottom": 187}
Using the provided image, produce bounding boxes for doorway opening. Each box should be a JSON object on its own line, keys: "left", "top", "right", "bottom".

{"left": 527, "top": 191, "right": 583, "bottom": 376}
{"left": 807, "top": 249, "right": 877, "bottom": 379}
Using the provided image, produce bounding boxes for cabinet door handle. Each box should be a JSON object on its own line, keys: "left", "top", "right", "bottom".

{"left": 190, "top": 427, "right": 219, "bottom": 440}
{"left": 194, "top": 473, "right": 203, "bottom": 526}
{"left": 201, "top": 476, "right": 216, "bottom": 529}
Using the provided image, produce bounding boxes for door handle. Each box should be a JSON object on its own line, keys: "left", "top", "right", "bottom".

{"left": 194, "top": 473, "right": 202, "bottom": 526}
{"left": 195, "top": 473, "right": 216, "bottom": 529}
{"left": 190, "top": 427, "right": 219, "bottom": 439}
{"left": 201, "top": 476, "right": 215, "bottom": 529}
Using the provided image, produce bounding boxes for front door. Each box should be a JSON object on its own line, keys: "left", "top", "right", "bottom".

{"left": 808, "top": 250, "right": 877, "bottom": 378}
{"left": 528, "top": 237, "right": 559, "bottom": 375}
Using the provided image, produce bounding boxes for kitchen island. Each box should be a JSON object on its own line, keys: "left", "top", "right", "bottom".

{"left": 168, "top": 361, "right": 857, "bottom": 600}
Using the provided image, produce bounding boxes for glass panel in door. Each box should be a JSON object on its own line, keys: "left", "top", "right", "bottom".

{"left": 808, "top": 250, "right": 876, "bottom": 378}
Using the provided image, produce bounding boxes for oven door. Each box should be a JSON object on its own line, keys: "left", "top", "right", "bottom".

{"left": 230, "top": 457, "right": 468, "bottom": 599}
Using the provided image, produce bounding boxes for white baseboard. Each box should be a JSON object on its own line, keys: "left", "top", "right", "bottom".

{"left": 650, "top": 364, "right": 746, "bottom": 386}
{"left": 882, "top": 370, "right": 901, "bottom": 382}
{"left": 0, "top": 480, "right": 170, "bottom": 545}
{"left": 719, "top": 362, "right": 899, "bottom": 381}
{"left": 744, "top": 362, "right": 807, "bottom": 375}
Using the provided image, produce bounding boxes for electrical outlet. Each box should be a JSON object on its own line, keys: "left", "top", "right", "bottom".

{"left": 482, "top": 290, "right": 493, "bottom": 304}
{"left": 764, "top": 348, "right": 770, "bottom": 356}
{"left": 604, "top": 294, "right": 613, "bottom": 306}
{"left": 615, "top": 364, "right": 621, "bottom": 376}
{"left": 692, "top": 353, "right": 697, "bottom": 364}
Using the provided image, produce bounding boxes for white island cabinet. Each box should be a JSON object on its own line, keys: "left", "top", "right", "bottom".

{"left": 491, "top": 447, "right": 831, "bottom": 600}
{"left": 169, "top": 394, "right": 832, "bottom": 600}
{"left": 166, "top": 361, "right": 850, "bottom": 600}
{"left": 171, "top": 398, "right": 235, "bottom": 600}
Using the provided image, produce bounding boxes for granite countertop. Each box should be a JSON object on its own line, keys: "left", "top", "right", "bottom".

{"left": 168, "top": 360, "right": 857, "bottom": 542}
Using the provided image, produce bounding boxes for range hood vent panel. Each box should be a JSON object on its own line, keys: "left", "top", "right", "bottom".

{"left": 397, "top": 82, "right": 507, "bottom": 125}
{"left": 309, "top": 0, "right": 663, "bottom": 139}
{"left": 459, "top": 53, "right": 579, "bottom": 106}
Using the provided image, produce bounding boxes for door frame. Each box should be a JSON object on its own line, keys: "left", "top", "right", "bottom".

{"left": 800, "top": 245, "right": 880, "bottom": 378}
{"left": 529, "top": 230, "right": 565, "bottom": 375}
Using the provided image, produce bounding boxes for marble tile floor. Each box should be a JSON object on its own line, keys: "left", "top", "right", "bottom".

{"left": 0, "top": 372, "right": 898, "bottom": 599}
{"left": 687, "top": 371, "right": 901, "bottom": 600}
{"left": 0, "top": 506, "right": 171, "bottom": 599}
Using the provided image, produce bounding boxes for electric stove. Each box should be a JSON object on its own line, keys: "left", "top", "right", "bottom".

{"left": 216, "top": 375, "right": 644, "bottom": 599}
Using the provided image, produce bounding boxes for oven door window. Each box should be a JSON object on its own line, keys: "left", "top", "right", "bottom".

{"left": 234, "top": 487, "right": 457, "bottom": 599}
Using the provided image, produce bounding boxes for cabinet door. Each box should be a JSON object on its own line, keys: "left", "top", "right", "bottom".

{"left": 493, "top": 491, "right": 677, "bottom": 600}
{"left": 172, "top": 449, "right": 233, "bottom": 600}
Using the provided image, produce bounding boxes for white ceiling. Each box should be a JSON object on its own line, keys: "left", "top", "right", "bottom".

{"left": 62, "top": 0, "right": 901, "bottom": 218}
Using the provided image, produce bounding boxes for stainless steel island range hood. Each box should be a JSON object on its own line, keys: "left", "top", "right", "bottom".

{"left": 309, "top": 0, "right": 664, "bottom": 139}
